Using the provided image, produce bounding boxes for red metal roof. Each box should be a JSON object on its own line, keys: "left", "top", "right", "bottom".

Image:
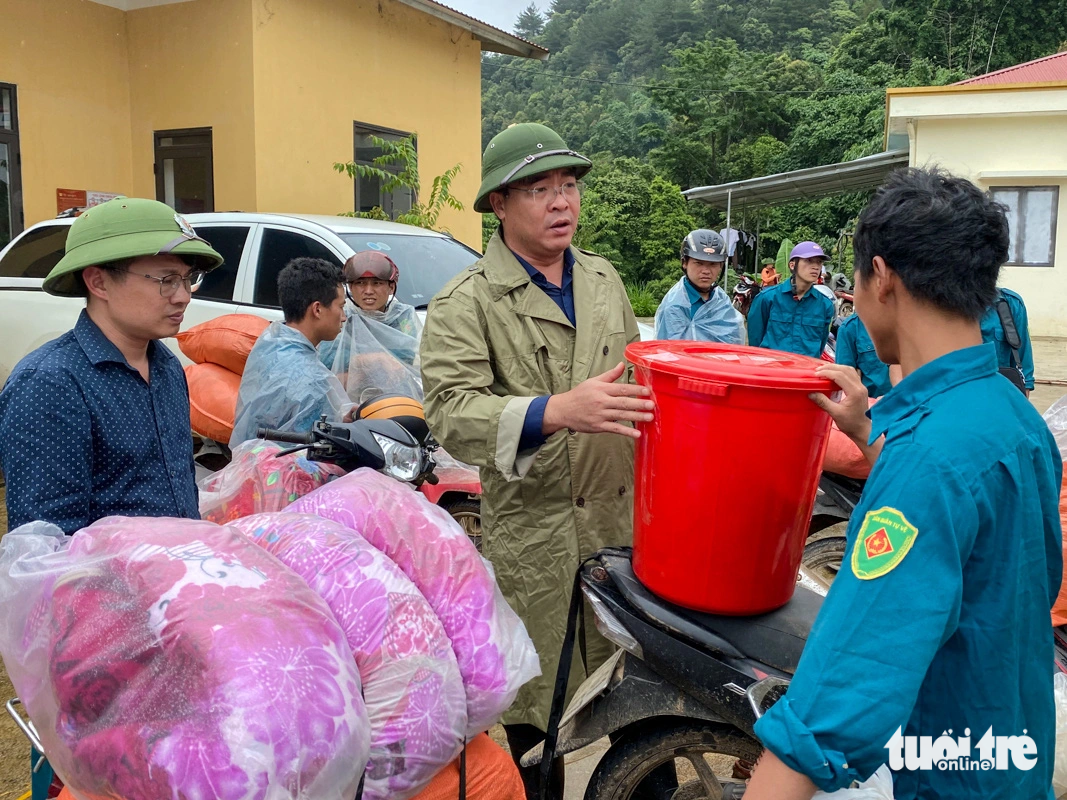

{"left": 956, "top": 51, "right": 1067, "bottom": 86}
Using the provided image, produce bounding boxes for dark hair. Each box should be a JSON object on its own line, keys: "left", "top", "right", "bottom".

{"left": 278, "top": 257, "right": 343, "bottom": 323}
{"left": 853, "top": 167, "right": 1009, "bottom": 320}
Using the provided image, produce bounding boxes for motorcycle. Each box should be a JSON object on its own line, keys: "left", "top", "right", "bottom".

{"left": 523, "top": 546, "right": 816, "bottom": 800}
{"left": 194, "top": 406, "right": 484, "bottom": 551}
{"left": 731, "top": 275, "right": 761, "bottom": 317}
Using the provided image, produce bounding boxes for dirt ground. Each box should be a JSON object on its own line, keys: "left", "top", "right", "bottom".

{"left": 1, "top": 340, "right": 1066, "bottom": 798}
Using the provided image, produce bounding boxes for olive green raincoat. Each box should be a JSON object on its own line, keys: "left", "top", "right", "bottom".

{"left": 420, "top": 230, "right": 640, "bottom": 730}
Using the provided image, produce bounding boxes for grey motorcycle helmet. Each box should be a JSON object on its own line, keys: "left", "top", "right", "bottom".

{"left": 681, "top": 229, "right": 728, "bottom": 265}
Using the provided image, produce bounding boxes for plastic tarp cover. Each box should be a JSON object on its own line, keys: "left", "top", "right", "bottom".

{"left": 230, "top": 322, "right": 354, "bottom": 448}
{"left": 0, "top": 517, "right": 370, "bottom": 800}
{"left": 319, "top": 302, "right": 424, "bottom": 405}
{"left": 654, "top": 278, "right": 745, "bottom": 344}
{"left": 198, "top": 440, "right": 346, "bottom": 524}
{"left": 232, "top": 512, "right": 467, "bottom": 800}
{"left": 286, "top": 469, "right": 540, "bottom": 737}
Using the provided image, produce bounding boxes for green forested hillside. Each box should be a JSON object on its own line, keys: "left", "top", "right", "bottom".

{"left": 481, "top": 0, "right": 1067, "bottom": 295}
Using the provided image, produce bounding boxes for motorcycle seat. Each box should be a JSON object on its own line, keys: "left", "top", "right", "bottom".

{"left": 598, "top": 549, "right": 821, "bottom": 675}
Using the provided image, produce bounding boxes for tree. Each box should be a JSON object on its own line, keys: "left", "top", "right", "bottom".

{"left": 515, "top": 3, "right": 546, "bottom": 40}
{"left": 333, "top": 134, "right": 464, "bottom": 233}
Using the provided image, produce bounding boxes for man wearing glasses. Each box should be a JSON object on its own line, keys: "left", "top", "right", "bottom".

{"left": 421, "top": 122, "right": 654, "bottom": 798}
{"left": 0, "top": 197, "right": 223, "bottom": 535}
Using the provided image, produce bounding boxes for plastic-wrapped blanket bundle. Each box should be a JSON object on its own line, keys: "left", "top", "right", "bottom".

{"left": 0, "top": 518, "right": 370, "bottom": 800}
{"left": 198, "top": 440, "right": 346, "bottom": 524}
{"left": 231, "top": 512, "right": 467, "bottom": 800}
{"left": 287, "top": 469, "right": 540, "bottom": 736}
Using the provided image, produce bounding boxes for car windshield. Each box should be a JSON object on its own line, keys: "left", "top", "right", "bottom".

{"left": 338, "top": 232, "right": 480, "bottom": 309}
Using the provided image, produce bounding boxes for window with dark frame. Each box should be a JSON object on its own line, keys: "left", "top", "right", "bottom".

{"left": 154, "top": 128, "right": 215, "bottom": 214}
{"left": 991, "top": 186, "right": 1059, "bottom": 267}
{"left": 352, "top": 121, "right": 414, "bottom": 219}
{"left": 0, "top": 82, "right": 24, "bottom": 249}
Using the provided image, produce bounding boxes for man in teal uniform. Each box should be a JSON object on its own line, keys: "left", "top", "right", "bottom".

{"left": 835, "top": 313, "right": 892, "bottom": 398}
{"left": 980, "top": 287, "right": 1035, "bottom": 393}
{"left": 745, "top": 168, "right": 1062, "bottom": 800}
{"left": 747, "top": 241, "right": 834, "bottom": 358}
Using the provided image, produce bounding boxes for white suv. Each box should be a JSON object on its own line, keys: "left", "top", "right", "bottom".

{"left": 0, "top": 213, "right": 482, "bottom": 386}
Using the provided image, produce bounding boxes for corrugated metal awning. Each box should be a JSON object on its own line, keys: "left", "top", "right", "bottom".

{"left": 683, "top": 149, "right": 910, "bottom": 210}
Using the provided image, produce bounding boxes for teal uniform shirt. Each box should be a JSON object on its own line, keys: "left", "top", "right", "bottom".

{"left": 980, "top": 288, "right": 1035, "bottom": 389}
{"left": 747, "top": 279, "right": 834, "bottom": 359}
{"left": 835, "top": 314, "right": 892, "bottom": 398}
{"left": 754, "top": 344, "right": 1062, "bottom": 799}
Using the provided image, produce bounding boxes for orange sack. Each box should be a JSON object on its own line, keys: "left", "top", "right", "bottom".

{"left": 185, "top": 362, "right": 241, "bottom": 444}
{"left": 176, "top": 314, "right": 269, "bottom": 375}
{"left": 1053, "top": 472, "right": 1067, "bottom": 626}
{"left": 823, "top": 420, "right": 870, "bottom": 479}
{"left": 411, "top": 733, "right": 526, "bottom": 800}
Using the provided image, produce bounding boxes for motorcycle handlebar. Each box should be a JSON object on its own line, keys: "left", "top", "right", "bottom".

{"left": 256, "top": 428, "right": 315, "bottom": 445}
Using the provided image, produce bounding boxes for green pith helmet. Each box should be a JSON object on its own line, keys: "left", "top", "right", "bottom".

{"left": 43, "top": 197, "right": 225, "bottom": 297}
{"left": 474, "top": 123, "right": 592, "bottom": 214}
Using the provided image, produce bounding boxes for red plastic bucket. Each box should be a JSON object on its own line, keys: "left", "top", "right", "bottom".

{"left": 626, "top": 342, "right": 835, "bottom": 615}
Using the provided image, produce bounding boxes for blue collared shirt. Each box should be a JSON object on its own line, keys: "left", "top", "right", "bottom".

{"left": 0, "top": 310, "right": 199, "bottom": 534}
{"left": 747, "top": 279, "right": 834, "bottom": 358}
{"left": 835, "top": 314, "right": 892, "bottom": 398}
{"left": 754, "top": 344, "right": 1061, "bottom": 799}
{"left": 980, "top": 288, "right": 1035, "bottom": 389}
{"left": 513, "top": 249, "right": 577, "bottom": 452}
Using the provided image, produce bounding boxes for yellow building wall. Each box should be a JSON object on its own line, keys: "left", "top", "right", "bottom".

{"left": 913, "top": 114, "right": 1067, "bottom": 336}
{"left": 126, "top": 0, "right": 258, "bottom": 213}
{"left": 249, "top": 0, "right": 484, "bottom": 249}
{"left": 0, "top": 0, "right": 133, "bottom": 227}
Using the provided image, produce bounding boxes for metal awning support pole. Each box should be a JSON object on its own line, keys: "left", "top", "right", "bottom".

{"left": 723, "top": 189, "right": 732, "bottom": 292}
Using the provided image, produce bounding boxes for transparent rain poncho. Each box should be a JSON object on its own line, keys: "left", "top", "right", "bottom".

{"left": 230, "top": 322, "right": 354, "bottom": 448}
{"left": 654, "top": 278, "right": 745, "bottom": 344}
{"left": 318, "top": 301, "right": 424, "bottom": 404}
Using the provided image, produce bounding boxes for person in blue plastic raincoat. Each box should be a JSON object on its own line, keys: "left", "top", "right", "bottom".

{"left": 747, "top": 241, "right": 835, "bottom": 358}
{"left": 654, "top": 229, "right": 745, "bottom": 344}
{"left": 745, "top": 167, "right": 1062, "bottom": 800}
{"left": 230, "top": 258, "right": 353, "bottom": 447}
{"left": 980, "top": 287, "right": 1034, "bottom": 394}
{"left": 319, "top": 250, "right": 423, "bottom": 404}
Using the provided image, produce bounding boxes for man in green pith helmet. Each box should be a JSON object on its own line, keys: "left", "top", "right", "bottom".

{"left": 0, "top": 197, "right": 224, "bottom": 795}
{"left": 419, "top": 122, "right": 654, "bottom": 798}
{"left": 0, "top": 197, "right": 224, "bottom": 535}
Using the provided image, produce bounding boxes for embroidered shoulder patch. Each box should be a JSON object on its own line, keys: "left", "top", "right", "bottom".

{"left": 851, "top": 506, "right": 918, "bottom": 580}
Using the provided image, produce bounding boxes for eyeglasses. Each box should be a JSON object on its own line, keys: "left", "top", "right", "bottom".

{"left": 120, "top": 269, "right": 205, "bottom": 297}
{"left": 508, "top": 180, "right": 583, "bottom": 206}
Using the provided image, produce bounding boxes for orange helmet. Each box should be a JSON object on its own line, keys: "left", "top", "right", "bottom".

{"left": 357, "top": 394, "right": 430, "bottom": 443}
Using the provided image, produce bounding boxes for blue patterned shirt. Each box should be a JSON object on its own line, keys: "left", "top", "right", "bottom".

{"left": 0, "top": 310, "right": 199, "bottom": 534}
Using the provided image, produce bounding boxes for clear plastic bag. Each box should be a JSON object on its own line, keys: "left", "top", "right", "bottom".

{"left": 812, "top": 764, "right": 895, "bottom": 799}
{"left": 198, "top": 440, "right": 345, "bottom": 524}
{"left": 654, "top": 277, "right": 745, "bottom": 344}
{"left": 0, "top": 517, "right": 370, "bottom": 800}
{"left": 286, "top": 469, "right": 541, "bottom": 736}
{"left": 232, "top": 512, "right": 467, "bottom": 800}
{"left": 319, "top": 304, "right": 424, "bottom": 404}
{"left": 1054, "top": 671, "right": 1067, "bottom": 799}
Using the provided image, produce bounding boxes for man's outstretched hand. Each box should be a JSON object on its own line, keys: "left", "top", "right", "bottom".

{"left": 543, "top": 362, "right": 654, "bottom": 440}
{"left": 809, "top": 363, "right": 882, "bottom": 463}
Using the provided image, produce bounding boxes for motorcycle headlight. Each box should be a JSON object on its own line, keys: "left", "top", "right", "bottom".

{"left": 372, "top": 433, "right": 422, "bottom": 483}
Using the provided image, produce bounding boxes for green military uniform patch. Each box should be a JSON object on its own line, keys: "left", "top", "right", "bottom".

{"left": 851, "top": 506, "right": 918, "bottom": 580}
